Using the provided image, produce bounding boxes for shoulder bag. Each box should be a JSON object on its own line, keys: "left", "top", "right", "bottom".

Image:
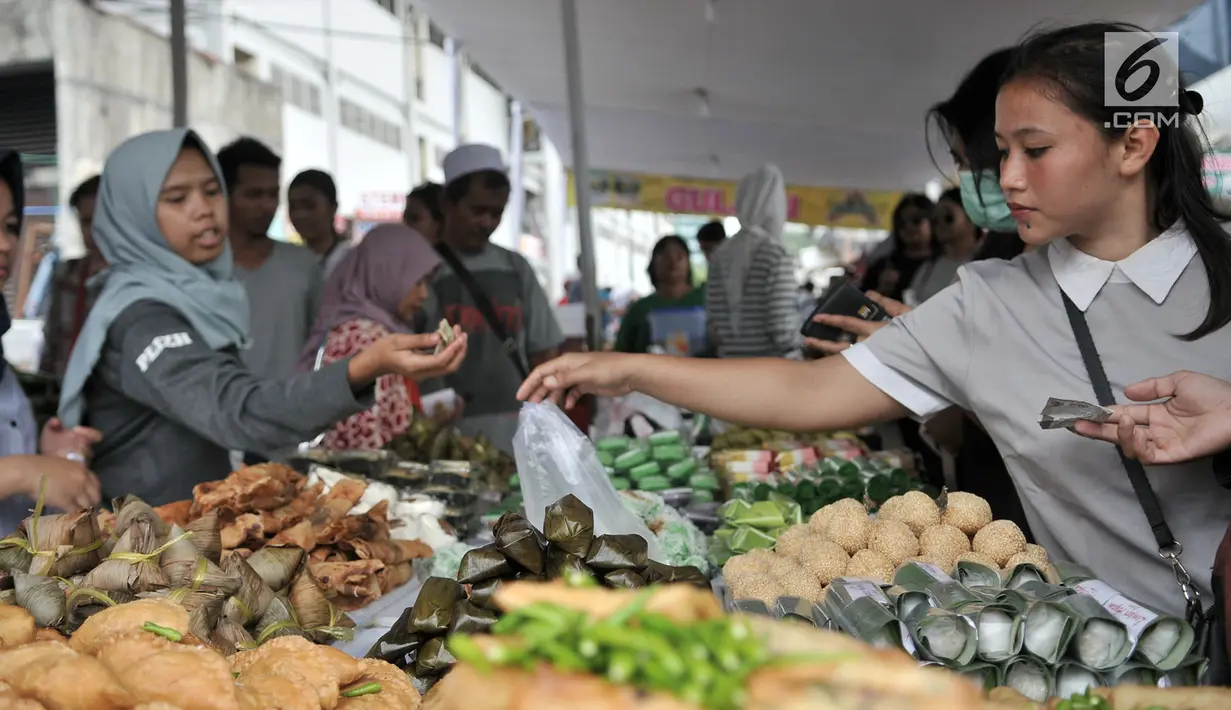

{"left": 435, "top": 243, "right": 530, "bottom": 380}
{"left": 1061, "top": 292, "right": 1223, "bottom": 682}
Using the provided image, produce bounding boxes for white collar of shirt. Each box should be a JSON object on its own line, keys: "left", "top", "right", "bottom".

{"left": 1047, "top": 223, "right": 1197, "bottom": 311}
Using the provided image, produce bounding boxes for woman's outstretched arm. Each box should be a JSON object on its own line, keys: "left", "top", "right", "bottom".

{"left": 518, "top": 352, "right": 910, "bottom": 433}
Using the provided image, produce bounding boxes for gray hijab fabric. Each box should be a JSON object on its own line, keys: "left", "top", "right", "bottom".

{"left": 718, "top": 164, "right": 788, "bottom": 331}
{"left": 58, "top": 128, "right": 251, "bottom": 426}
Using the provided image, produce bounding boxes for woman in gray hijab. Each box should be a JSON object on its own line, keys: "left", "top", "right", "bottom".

{"left": 56, "top": 129, "right": 467, "bottom": 505}
{"left": 0, "top": 148, "right": 101, "bottom": 533}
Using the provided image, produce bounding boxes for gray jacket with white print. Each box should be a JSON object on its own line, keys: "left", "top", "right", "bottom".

{"left": 84, "top": 299, "right": 371, "bottom": 506}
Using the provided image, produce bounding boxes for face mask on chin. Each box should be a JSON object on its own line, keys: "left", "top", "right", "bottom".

{"left": 959, "top": 170, "right": 1019, "bottom": 233}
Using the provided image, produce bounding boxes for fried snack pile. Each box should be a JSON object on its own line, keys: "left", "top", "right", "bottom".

{"left": 422, "top": 580, "right": 985, "bottom": 710}
{"left": 0, "top": 602, "right": 420, "bottom": 710}
{"left": 153, "top": 464, "right": 432, "bottom": 610}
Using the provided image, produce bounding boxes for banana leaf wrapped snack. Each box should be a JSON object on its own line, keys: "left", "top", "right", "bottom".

{"left": 386, "top": 415, "right": 517, "bottom": 492}
{"left": 1066, "top": 578, "right": 1196, "bottom": 671}
{"left": 366, "top": 493, "right": 707, "bottom": 692}
{"left": 0, "top": 483, "right": 364, "bottom": 657}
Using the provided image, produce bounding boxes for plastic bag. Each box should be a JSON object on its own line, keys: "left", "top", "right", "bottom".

{"left": 592, "top": 393, "right": 685, "bottom": 440}
{"left": 515, "top": 402, "right": 662, "bottom": 560}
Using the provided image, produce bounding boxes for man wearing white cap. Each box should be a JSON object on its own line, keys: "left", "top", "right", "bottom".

{"left": 422, "top": 143, "right": 563, "bottom": 453}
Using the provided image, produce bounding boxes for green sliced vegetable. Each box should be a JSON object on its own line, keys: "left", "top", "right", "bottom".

{"left": 142, "top": 621, "right": 183, "bottom": 643}
{"left": 340, "top": 682, "right": 382, "bottom": 698}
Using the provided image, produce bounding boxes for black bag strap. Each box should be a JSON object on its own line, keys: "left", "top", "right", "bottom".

{"left": 1061, "top": 292, "right": 1206, "bottom": 623}
{"left": 436, "top": 243, "right": 530, "bottom": 380}
{"left": 1061, "top": 293, "right": 1176, "bottom": 549}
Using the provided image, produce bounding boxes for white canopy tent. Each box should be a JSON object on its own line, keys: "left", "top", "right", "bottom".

{"left": 410, "top": 0, "right": 1203, "bottom": 345}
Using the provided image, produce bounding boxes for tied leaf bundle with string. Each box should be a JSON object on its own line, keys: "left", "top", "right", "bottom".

{"left": 287, "top": 568, "right": 355, "bottom": 644}
{"left": 82, "top": 516, "right": 179, "bottom": 594}
{"left": 1, "top": 478, "right": 104, "bottom": 578}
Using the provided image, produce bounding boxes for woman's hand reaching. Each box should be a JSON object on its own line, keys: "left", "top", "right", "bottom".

{"left": 516, "top": 352, "right": 641, "bottom": 409}
{"left": 1073, "top": 370, "right": 1231, "bottom": 465}
{"left": 0, "top": 455, "right": 102, "bottom": 512}
{"left": 804, "top": 291, "right": 911, "bottom": 356}
{"left": 40, "top": 418, "right": 103, "bottom": 461}
{"left": 348, "top": 327, "right": 468, "bottom": 387}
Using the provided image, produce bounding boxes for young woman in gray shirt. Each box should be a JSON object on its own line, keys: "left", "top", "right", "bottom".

{"left": 518, "top": 22, "right": 1231, "bottom": 617}
{"left": 56, "top": 129, "right": 468, "bottom": 507}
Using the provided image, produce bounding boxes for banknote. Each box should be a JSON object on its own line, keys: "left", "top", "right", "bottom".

{"left": 1038, "top": 397, "right": 1114, "bottom": 430}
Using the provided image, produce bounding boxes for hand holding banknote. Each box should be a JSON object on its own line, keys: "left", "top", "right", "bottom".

{"left": 1072, "top": 370, "right": 1231, "bottom": 465}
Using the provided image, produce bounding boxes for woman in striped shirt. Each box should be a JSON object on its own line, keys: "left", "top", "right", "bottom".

{"left": 704, "top": 164, "right": 801, "bottom": 359}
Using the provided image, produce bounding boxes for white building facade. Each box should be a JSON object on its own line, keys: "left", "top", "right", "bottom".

{"left": 101, "top": 0, "right": 688, "bottom": 301}
{"left": 0, "top": 0, "right": 692, "bottom": 307}
{"left": 96, "top": 0, "right": 525, "bottom": 247}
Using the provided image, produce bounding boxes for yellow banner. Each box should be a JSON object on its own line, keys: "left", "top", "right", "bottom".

{"left": 568, "top": 170, "right": 902, "bottom": 230}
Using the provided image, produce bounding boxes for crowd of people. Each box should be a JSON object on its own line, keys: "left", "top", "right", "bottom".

{"left": 517, "top": 21, "right": 1231, "bottom": 632}
{"left": 0, "top": 16, "right": 1229, "bottom": 669}
{"left": 0, "top": 133, "right": 589, "bottom": 531}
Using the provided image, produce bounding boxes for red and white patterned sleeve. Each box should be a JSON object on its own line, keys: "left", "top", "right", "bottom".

{"left": 320, "top": 319, "right": 415, "bottom": 451}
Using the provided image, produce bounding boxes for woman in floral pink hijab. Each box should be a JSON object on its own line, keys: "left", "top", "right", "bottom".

{"left": 297, "top": 223, "right": 441, "bottom": 449}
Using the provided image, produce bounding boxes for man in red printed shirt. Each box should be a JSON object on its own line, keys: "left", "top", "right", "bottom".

{"left": 420, "top": 144, "right": 564, "bottom": 454}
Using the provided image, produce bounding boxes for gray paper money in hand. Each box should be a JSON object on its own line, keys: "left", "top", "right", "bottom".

{"left": 1038, "top": 397, "right": 1114, "bottom": 431}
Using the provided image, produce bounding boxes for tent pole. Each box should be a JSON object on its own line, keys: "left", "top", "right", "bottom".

{"left": 507, "top": 99, "right": 525, "bottom": 251}
{"left": 446, "top": 37, "right": 463, "bottom": 146}
{"left": 170, "top": 0, "right": 188, "bottom": 127}
{"left": 561, "top": 0, "right": 601, "bottom": 351}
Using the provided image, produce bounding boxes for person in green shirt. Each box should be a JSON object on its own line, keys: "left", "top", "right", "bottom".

{"left": 616, "top": 235, "right": 707, "bottom": 355}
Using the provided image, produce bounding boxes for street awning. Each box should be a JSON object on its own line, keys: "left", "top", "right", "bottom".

{"left": 412, "top": 0, "right": 1201, "bottom": 191}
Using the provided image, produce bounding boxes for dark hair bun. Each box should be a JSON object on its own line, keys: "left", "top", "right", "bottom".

{"left": 1183, "top": 90, "right": 1204, "bottom": 116}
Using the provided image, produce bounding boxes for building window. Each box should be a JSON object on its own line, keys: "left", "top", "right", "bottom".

{"left": 339, "top": 97, "right": 402, "bottom": 150}
{"left": 418, "top": 137, "right": 429, "bottom": 178}
{"left": 269, "top": 62, "right": 323, "bottom": 117}
{"left": 373, "top": 0, "right": 396, "bottom": 15}
{"left": 471, "top": 62, "right": 501, "bottom": 92}
{"left": 234, "top": 46, "right": 257, "bottom": 75}
{"left": 428, "top": 21, "right": 446, "bottom": 49}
